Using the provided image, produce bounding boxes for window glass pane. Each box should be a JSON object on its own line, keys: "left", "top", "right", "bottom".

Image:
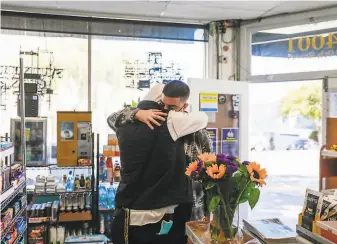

{"left": 92, "top": 37, "right": 205, "bottom": 146}
{"left": 251, "top": 20, "right": 337, "bottom": 75}
{"left": 0, "top": 30, "right": 88, "bottom": 166}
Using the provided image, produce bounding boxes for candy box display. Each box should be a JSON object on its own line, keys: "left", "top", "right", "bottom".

{"left": 1, "top": 208, "right": 14, "bottom": 230}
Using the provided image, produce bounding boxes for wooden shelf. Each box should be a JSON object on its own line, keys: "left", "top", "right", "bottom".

{"left": 58, "top": 211, "right": 92, "bottom": 222}
{"left": 321, "top": 150, "right": 337, "bottom": 158}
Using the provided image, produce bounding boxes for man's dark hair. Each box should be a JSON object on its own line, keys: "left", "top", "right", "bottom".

{"left": 162, "top": 80, "right": 190, "bottom": 102}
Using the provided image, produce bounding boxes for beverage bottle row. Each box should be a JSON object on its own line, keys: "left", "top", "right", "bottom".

{"left": 65, "top": 171, "right": 91, "bottom": 192}
{"left": 98, "top": 183, "right": 116, "bottom": 209}
{"left": 99, "top": 157, "right": 121, "bottom": 183}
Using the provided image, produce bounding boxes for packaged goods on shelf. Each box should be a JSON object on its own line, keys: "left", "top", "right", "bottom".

{"left": 28, "top": 224, "right": 47, "bottom": 244}
{"left": 65, "top": 234, "right": 109, "bottom": 244}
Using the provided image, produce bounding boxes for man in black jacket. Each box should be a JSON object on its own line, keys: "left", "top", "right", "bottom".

{"left": 110, "top": 81, "right": 208, "bottom": 244}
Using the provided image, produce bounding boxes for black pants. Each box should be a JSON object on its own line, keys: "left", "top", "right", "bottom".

{"left": 110, "top": 203, "right": 193, "bottom": 244}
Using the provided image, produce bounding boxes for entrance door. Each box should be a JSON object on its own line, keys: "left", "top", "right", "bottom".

{"left": 188, "top": 78, "right": 250, "bottom": 220}
{"left": 248, "top": 79, "right": 322, "bottom": 228}
{"left": 188, "top": 78, "right": 323, "bottom": 228}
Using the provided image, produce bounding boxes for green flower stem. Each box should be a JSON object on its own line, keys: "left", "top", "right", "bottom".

{"left": 235, "top": 180, "right": 251, "bottom": 206}
{"left": 216, "top": 184, "right": 234, "bottom": 239}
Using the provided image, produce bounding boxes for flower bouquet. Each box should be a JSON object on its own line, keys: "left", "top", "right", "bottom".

{"left": 185, "top": 153, "right": 267, "bottom": 243}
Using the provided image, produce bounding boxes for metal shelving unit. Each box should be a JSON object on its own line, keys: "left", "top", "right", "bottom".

{"left": 0, "top": 182, "right": 26, "bottom": 212}
{"left": 13, "top": 224, "right": 27, "bottom": 244}
{"left": 0, "top": 57, "right": 27, "bottom": 244}
{"left": 1, "top": 205, "right": 27, "bottom": 240}
{"left": 25, "top": 132, "right": 97, "bottom": 243}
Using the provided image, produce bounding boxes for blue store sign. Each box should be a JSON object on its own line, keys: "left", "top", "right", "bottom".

{"left": 252, "top": 33, "right": 337, "bottom": 58}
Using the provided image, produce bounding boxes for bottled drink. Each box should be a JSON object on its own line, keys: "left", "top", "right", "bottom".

{"left": 113, "top": 161, "right": 121, "bottom": 182}
{"left": 107, "top": 186, "right": 116, "bottom": 210}
{"left": 74, "top": 175, "right": 80, "bottom": 191}
{"left": 106, "top": 157, "right": 114, "bottom": 183}
{"left": 60, "top": 195, "right": 66, "bottom": 212}
{"left": 80, "top": 174, "right": 85, "bottom": 189}
{"left": 100, "top": 214, "right": 105, "bottom": 234}
{"left": 85, "top": 193, "right": 91, "bottom": 210}
{"left": 105, "top": 215, "right": 113, "bottom": 238}
{"left": 99, "top": 157, "right": 107, "bottom": 181}
{"left": 98, "top": 185, "right": 107, "bottom": 208}
{"left": 66, "top": 171, "right": 74, "bottom": 192}
{"left": 73, "top": 194, "right": 79, "bottom": 212}
{"left": 79, "top": 193, "right": 85, "bottom": 211}
{"left": 85, "top": 176, "right": 91, "bottom": 190}
{"left": 62, "top": 175, "right": 67, "bottom": 185}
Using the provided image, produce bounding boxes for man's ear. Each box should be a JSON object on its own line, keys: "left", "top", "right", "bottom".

{"left": 183, "top": 103, "right": 189, "bottom": 111}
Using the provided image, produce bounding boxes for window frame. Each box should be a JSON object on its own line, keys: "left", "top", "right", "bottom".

{"left": 240, "top": 6, "right": 337, "bottom": 83}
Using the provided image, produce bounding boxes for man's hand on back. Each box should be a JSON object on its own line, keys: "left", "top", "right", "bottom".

{"left": 135, "top": 109, "right": 167, "bottom": 130}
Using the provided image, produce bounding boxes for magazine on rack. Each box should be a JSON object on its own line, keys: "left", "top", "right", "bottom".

{"left": 243, "top": 218, "right": 297, "bottom": 243}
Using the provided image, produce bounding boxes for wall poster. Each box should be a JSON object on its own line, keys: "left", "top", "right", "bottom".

{"left": 206, "top": 128, "right": 218, "bottom": 154}
{"left": 221, "top": 128, "right": 239, "bottom": 157}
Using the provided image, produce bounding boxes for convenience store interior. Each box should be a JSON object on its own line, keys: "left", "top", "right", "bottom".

{"left": 2, "top": 1, "right": 337, "bottom": 243}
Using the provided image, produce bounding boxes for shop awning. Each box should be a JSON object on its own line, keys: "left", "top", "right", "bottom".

{"left": 252, "top": 27, "right": 337, "bottom": 58}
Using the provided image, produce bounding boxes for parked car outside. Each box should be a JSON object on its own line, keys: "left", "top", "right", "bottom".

{"left": 286, "top": 139, "right": 318, "bottom": 150}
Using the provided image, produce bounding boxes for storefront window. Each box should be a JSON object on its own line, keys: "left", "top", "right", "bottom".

{"left": 251, "top": 19, "right": 337, "bottom": 75}
{"left": 0, "top": 30, "right": 88, "bottom": 163}
{"left": 91, "top": 37, "right": 205, "bottom": 145}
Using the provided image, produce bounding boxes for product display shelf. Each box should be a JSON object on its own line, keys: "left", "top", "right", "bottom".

{"left": 26, "top": 165, "right": 92, "bottom": 170}
{"left": 12, "top": 223, "right": 27, "bottom": 244}
{"left": 0, "top": 181, "right": 26, "bottom": 212}
{"left": 26, "top": 133, "right": 97, "bottom": 234}
{"left": 320, "top": 117, "right": 337, "bottom": 190}
{"left": 320, "top": 144, "right": 337, "bottom": 190}
{"left": 1, "top": 204, "right": 27, "bottom": 240}
{"left": 296, "top": 225, "right": 333, "bottom": 244}
{"left": 27, "top": 189, "right": 92, "bottom": 196}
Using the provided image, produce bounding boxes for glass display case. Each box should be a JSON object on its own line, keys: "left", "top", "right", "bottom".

{"left": 11, "top": 118, "right": 47, "bottom": 166}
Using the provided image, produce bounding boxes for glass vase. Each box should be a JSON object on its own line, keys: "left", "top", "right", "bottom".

{"left": 210, "top": 204, "right": 242, "bottom": 244}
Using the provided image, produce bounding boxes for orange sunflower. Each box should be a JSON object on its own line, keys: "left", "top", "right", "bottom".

{"left": 206, "top": 164, "right": 226, "bottom": 179}
{"left": 198, "top": 153, "right": 217, "bottom": 163}
{"left": 185, "top": 161, "right": 198, "bottom": 176}
{"left": 246, "top": 162, "right": 267, "bottom": 186}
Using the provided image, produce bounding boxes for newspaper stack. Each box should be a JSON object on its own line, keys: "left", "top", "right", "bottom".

{"left": 35, "top": 175, "right": 46, "bottom": 193}
{"left": 46, "top": 175, "right": 56, "bottom": 193}
{"left": 243, "top": 218, "right": 297, "bottom": 244}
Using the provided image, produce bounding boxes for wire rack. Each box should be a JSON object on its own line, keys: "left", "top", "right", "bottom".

{"left": 0, "top": 182, "right": 26, "bottom": 212}
{"left": 12, "top": 223, "right": 27, "bottom": 244}
{"left": 1, "top": 204, "right": 27, "bottom": 240}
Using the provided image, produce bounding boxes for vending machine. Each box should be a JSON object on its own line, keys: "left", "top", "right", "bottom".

{"left": 57, "top": 111, "right": 92, "bottom": 167}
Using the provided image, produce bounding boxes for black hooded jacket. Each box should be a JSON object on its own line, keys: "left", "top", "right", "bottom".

{"left": 115, "top": 100, "right": 192, "bottom": 210}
